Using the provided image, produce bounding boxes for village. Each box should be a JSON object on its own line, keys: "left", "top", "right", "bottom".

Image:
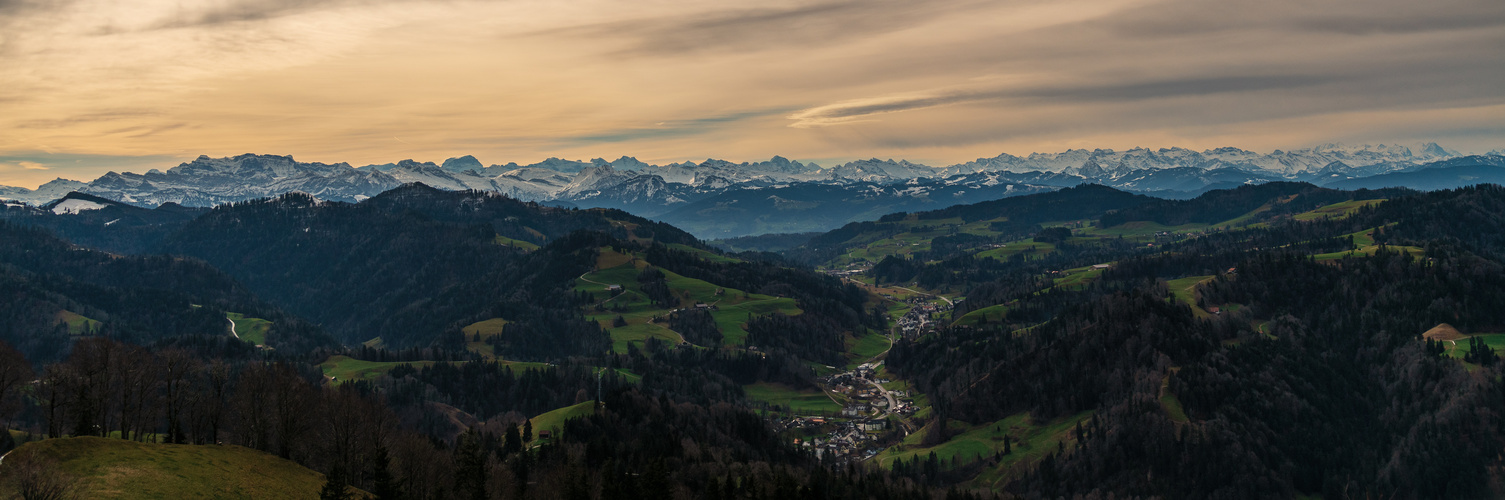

{"left": 774, "top": 361, "right": 921, "bottom": 464}
{"left": 892, "top": 293, "right": 952, "bottom": 339}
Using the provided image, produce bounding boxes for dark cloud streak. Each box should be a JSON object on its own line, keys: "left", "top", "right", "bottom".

{"left": 1099, "top": 0, "right": 1505, "bottom": 38}
{"left": 559, "top": 108, "right": 791, "bottom": 145}
{"left": 536, "top": 0, "right": 990, "bottom": 57}
{"left": 793, "top": 74, "right": 1339, "bottom": 125}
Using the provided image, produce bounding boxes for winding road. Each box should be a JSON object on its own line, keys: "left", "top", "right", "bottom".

{"left": 227, "top": 317, "right": 240, "bottom": 340}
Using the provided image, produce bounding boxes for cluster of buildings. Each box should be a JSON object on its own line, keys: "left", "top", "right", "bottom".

{"left": 771, "top": 361, "right": 925, "bottom": 463}
{"left": 895, "top": 296, "right": 950, "bottom": 338}
{"left": 784, "top": 416, "right": 889, "bottom": 462}
{"left": 823, "top": 262, "right": 874, "bottom": 278}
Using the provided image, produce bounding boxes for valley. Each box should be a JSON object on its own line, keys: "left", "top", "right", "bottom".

{"left": 3, "top": 179, "right": 1505, "bottom": 499}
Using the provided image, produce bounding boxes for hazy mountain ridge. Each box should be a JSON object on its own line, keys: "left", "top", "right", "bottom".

{"left": 0, "top": 144, "right": 1498, "bottom": 238}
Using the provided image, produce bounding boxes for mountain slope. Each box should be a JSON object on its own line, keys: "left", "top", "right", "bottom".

{"left": 156, "top": 184, "right": 699, "bottom": 354}
{"left": 655, "top": 179, "right": 1055, "bottom": 238}
{"left": 1323, "top": 163, "right": 1505, "bottom": 191}
{"left": 2, "top": 145, "right": 1491, "bottom": 241}
{"left": 0, "top": 221, "right": 331, "bottom": 362}
{"left": 1, "top": 192, "right": 207, "bottom": 254}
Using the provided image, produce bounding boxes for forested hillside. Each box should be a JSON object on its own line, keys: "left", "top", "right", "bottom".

{"left": 157, "top": 184, "right": 699, "bottom": 354}
{"left": 0, "top": 221, "right": 333, "bottom": 363}
{"left": 0, "top": 192, "right": 207, "bottom": 254}
{"left": 879, "top": 184, "right": 1505, "bottom": 498}
{"left": 7, "top": 181, "right": 1505, "bottom": 499}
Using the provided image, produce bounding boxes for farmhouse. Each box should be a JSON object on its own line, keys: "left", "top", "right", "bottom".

{"left": 605, "top": 284, "right": 622, "bottom": 292}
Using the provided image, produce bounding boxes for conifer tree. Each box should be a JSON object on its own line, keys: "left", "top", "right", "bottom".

{"left": 370, "top": 445, "right": 402, "bottom": 500}
{"left": 318, "top": 464, "right": 353, "bottom": 500}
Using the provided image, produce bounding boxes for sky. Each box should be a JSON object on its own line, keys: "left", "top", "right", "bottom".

{"left": 1, "top": 0, "right": 1502, "bottom": 188}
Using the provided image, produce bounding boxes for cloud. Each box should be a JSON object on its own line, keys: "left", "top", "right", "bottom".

{"left": 0, "top": 0, "right": 1500, "bottom": 176}
{"left": 538, "top": 0, "right": 987, "bottom": 57}
{"left": 1094, "top": 0, "right": 1505, "bottom": 38}
{"left": 788, "top": 91, "right": 996, "bottom": 128}
{"left": 17, "top": 110, "right": 163, "bottom": 129}
{"left": 789, "top": 74, "right": 1336, "bottom": 127}
{"left": 148, "top": 0, "right": 430, "bottom": 29}
{"left": 560, "top": 109, "right": 791, "bottom": 145}
{"left": 0, "top": 152, "right": 183, "bottom": 188}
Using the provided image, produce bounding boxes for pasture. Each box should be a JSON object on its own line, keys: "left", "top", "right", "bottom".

{"left": 7, "top": 436, "right": 346, "bottom": 499}
{"left": 529, "top": 401, "right": 597, "bottom": 438}
{"left": 743, "top": 382, "right": 842, "bottom": 414}
{"left": 55, "top": 310, "right": 102, "bottom": 335}
{"left": 576, "top": 247, "right": 801, "bottom": 351}
{"left": 225, "top": 312, "right": 271, "bottom": 345}
{"left": 952, "top": 304, "right": 1011, "bottom": 327}
{"left": 319, "top": 355, "right": 434, "bottom": 384}
{"left": 461, "top": 318, "right": 510, "bottom": 359}
{"left": 1165, "top": 276, "right": 1215, "bottom": 318}
{"left": 1292, "top": 199, "right": 1385, "bottom": 221}
{"left": 875, "top": 410, "right": 1094, "bottom": 488}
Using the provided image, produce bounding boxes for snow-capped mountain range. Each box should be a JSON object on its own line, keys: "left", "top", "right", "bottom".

{"left": 0, "top": 143, "right": 1499, "bottom": 238}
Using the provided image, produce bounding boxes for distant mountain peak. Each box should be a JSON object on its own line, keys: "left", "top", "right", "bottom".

{"left": 43, "top": 191, "right": 121, "bottom": 214}
{"left": 441, "top": 155, "right": 484, "bottom": 173}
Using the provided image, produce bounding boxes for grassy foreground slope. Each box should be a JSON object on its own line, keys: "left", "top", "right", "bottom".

{"left": 5, "top": 436, "right": 347, "bottom": 499}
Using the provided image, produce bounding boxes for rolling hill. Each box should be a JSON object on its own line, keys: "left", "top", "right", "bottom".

{"left": 2, "top": 437, "right": 352, "bottom": 499}
{"left": 0, "top": 221, "right": 333, "bottom": 362}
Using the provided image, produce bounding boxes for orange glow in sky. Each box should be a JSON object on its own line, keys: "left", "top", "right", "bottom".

{"left": 1, "top": 0, "right": 1501, "bottom": 187}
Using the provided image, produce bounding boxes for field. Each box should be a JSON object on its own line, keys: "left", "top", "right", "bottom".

{"left": 1084, "top": 205, "right": 1279, "bottom": 240}
{"left": 1166, "top": 275, "right": 1214, "bottom": 318}
{"left": 875, "top": 411, "right": 1094, "bottom": 488}
{"left": 743, "top": 382, "right": 842, "bottom": 414}
{"left": 9, "top": 428, "right": 41, "bottom": 447}
{"left": 845, "top": 331, "right": 892, "bottom": 367}
{"left": 666, "top": 243, "right": 741, "bottom": 263}
{"left": 225, "top": 312, "right": 271, "bottom": 346}
{"left": 493, "top": 234, "right": 540, "bottom": 251}
{"left": 976, "top": 241, "right": 1056, "bottom": 262}
{"left": 318, "top": 355, "right": 434, "bottom": 384}
{"left": 604, "top": 322, "right": 684, "bottom": 353}
{"left": 824, "top": 219, "right": 970, "bottom": 266}
{"left": 1445, "top": 334, "right": 1505, "bottom": 359}
{"left": 952, "top": 304, "right": 1010, "bottom": 327}
{"left": 576, "top": 248, "right": 801, "bottom": 351}
{"left": 318, "top": 356, "right": 549, "bottom": 385}
{"left": 613, "top": 368, "right": 643, "bottom": 384}
{"left": 1311, "top": 244, "right": 1425, "bottom": 262}
{"left": 1292, "top": 199, "right": 1385, "bottom": 221}
{"left": 1081, "top": 220, "right": 1208, "bottom": 238}
{"left": 461, "top": 318, "right": 510, "bottom": 358}
{"left": 529, "top": 401, "right": 597, "bottom": 438}
{"left": 1052, "top": 265, "right": 1107, "bottom": 289}
{"left": 5, "top": 436, "right": 348, "bottom": 499}
{"left": 55, "top": 310, "right": 102, "bottom": 335}
{"left": 713, "top": 297, "right": 801, "bottom": 345}
{"left": 1344, "top": 227, "right": 1378, "bottom": 247}
{"left": 1422, "top": 323, "right": 1466, "bottom": 341}
{"left": 1159, "top": 372, "right": 1188, "bottom": 424}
